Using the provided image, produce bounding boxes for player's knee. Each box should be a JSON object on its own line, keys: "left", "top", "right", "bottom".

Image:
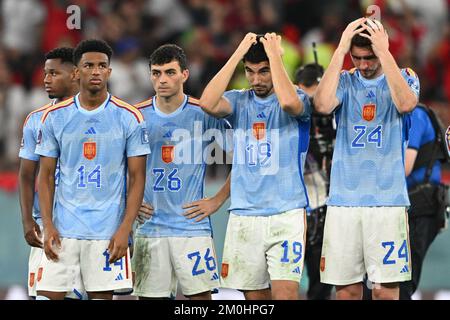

{"left": 372, "top": 284, "right": 399, "bottom": 300}
{"left": 336, "top": 284, "right": 362, "bottom": 300}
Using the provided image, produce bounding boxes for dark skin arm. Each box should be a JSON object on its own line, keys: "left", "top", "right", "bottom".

{"left": 37, "top": 156, "right": 59, "bottom": 261}
{"left": 18, "top": 159, "right": 43, "bottom": 248}
{"left": 108, "top": 155, "right": 146, "bottom": 263}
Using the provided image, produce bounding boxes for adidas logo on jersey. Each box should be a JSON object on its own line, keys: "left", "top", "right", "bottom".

{"left": 256, "top": 111, "right": 267, "bottom": 119}
{"left": 163, "top": 130, "right": 173, "bottom": 138}
{"left": 366, "top": 90, "right": 376, "bottom": 99}
{"left": 292, "top": 266, "right": 301, "bottom": 274}
{"left": 400, "top": 265, "right": 409, "bottom": 274}
{"left": 84, "top": 127, "right": 97, "bottom": 134}
{"left": 210, "top": 272, "right": 219, "bottom": 281}
{"left": 115, "top": 273, "right": 124, "bottom": 281}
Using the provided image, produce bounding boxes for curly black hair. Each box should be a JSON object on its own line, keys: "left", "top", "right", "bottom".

{"left": 45, "top": 47, "right": 74, "bottom": 65}
{"left": 73, "top": 39, "right": 113, "bottom": 66}
{"left": 243, "top": 40, "right": 268, "bottom": 64}
{"left": 295, "top": 63, "right": 324, "bottom": 87}
{"left": 149, "top": 44, "right": 188, "bottom": 70}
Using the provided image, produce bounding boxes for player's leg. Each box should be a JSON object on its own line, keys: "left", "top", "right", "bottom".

{"left": 81, "top": 239, "right": 132, "bottom": 300}
{"left": 132, "top": 237, "right": 177, "bottom": 299}
{"left": 362, "top": 207, "right": 411, "bottom": 300}
{"left": 320, "top": 206, "right": 366, "bottom": 300}
{"left": 220, "top": 213, "right": 271, "bottom": 299}
{"left": 36, "top": 238, "right": 80, "bottom": 300}
{"left": 172, "top": 237, "right": 220, "bottom": 300}
{"left": 266, "top": 208, "right": 306, "bottom": 300}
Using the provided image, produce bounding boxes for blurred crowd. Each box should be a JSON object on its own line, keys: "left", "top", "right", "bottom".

{"left": 0, "top": 0, "right": 449, "bottom": 171}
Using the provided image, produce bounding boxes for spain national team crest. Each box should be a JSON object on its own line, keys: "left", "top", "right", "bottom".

{"left": 320, "top": 257, "right": 325, "bottom": 272}
{"left": 362, "top": 103, "right": 376, "bottom": 121}
{"left": 446, "top": 126, "right": 450, "bottom": 157}
{"left": 29, "top": 272, "right": 35, "bottom": 288}
{"left": 221, "top": 263, "right": 229, "bottom": 278}
{"left": 83, "top": 141, "right": 97, "bottom": 160}
{"left": 161, "top": 145, "right": 175, "bottom": 164}
{"left": 252, "top": 122, "right": 266, "bottom": 140}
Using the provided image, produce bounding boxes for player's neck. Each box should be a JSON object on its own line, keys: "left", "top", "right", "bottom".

{"left": 155, "top": 92, "right": 185, "bottom": 114}
{"left": 59, "top": 87, "right": 79, "bottom": 102}
{"left": 79, "top": 90, "right": 108, "bottom": 111}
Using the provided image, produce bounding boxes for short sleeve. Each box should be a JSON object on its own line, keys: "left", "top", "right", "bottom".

{"left": 126, "top": 119, "right": 151, "bottom": 157}
{"left": 35, "top": 115, "right": 60, "bottom": 158}
{"left": 295, "top": 88, "right": 312, "bottom": 121}
{"left": 18, "top": 114, "right": 40, "bottom": 161}
{"left": 401, "top": 68, "right": 420, "bottom": 98}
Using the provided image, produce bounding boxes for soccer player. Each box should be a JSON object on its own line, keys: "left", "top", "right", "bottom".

{"left": 198, "top": 33, "right": 312, "bottom": 300}
{"left": 132, "top": 44, "right": 230, "bottom": 300}
{"left": 18, "top": 47, "right": 86, "bottom": 299}
{"left": 35, "top": 39, "right": 150, "bottom": 300}
{"left": 314, "top": 18, "right": 420, "bottom": 300}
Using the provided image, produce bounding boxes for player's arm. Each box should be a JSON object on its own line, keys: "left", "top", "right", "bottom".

{"left": 314, "top": 18, "right": 367, "bottom": 114}
{"left": 405, "top": 148, "right": 418, "bottom": 177}
{"left": 360, "top": 19, "right": 418, "bottom": 113}
{"left": 199, "top": 33, "right": 257, "bottom": 118}
{"left": 18, "top": 159, "right": 43, "bottom": 248}
{"left": 108, "top": 155, "right": 146, "bottom": 263}
{"left": 38, "top": 156, "right": 60, "bottom": 261}
{"left": 260, "top": 33, "right": 303, "bottom": 116}
{"left": 183, "top": 173, "right": 231, "bottom": 222}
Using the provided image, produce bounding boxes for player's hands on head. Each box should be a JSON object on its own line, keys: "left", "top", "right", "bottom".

{"left": 235, "top": 32, "right": 258, "bottom": 58}
{"left": 259, "top": 32, "right": 284, "bottom": 57}
{"left": 337, "top": 17, "right": 367, "bottom": 54}
{"left": 137, "top": 202, "right": 153, "bottom": 224}
{"left": 182, "top": 197, "right": 222, "bottom": 222}
{"left": 24, "top": 219, "right": 43, "bottom": 248}
{"left": 359, "top": 19, "right": 389, "bottom": 57}
{"left": 108, "top": 227, "right": 129, "bottom": 263}
{"left": 43, "top": 225, "right": 61, "bottom": 262}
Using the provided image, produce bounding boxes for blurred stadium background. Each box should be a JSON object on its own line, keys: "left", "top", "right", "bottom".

{"left": 0, "top": 0, "right": 449, "bottom": 299}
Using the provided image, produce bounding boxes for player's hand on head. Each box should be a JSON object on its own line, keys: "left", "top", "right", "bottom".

{"left": 43, "top": 225, "right": 61, "bottom": 262}
{"left": 24, "top": 220, "right": 43, "bottom": 248}
{"left": 337, "top": 17, "right": 367, "bottom": 54}
{"left": 108, "top": 227, "right": 129, "bottom": 263}
{"left": 182, "top": 198, "right": 222, "bottom": 222}
{"left": 137, "top": 202, "right": 153, "bottom": 224}
{"left": 235, "top": 32, "right": 258, "bottom": 58}
{"left": 359, "top": 19, "right": 389, "bottom": 56}
{"left": 259, "top": 32, "right": 284, "bottom": 57}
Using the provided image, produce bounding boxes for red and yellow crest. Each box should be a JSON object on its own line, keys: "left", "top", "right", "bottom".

{"left": 83, "top": 141, "right": 97, "bottom": 160}
{"left": 37, "top": 267, "right": 43, "bottom": 282}
{"left": 221, "top": 263, "right": 229, "bottom": 278}
{"left": 362, "top": 103, "right": 376, "bottom": 121}
{"left": 161, "top": 145, "right": 175, "bottom": 164}
{"left": 252, "top": 122, "right": 266, "bottom": 140}
{"left": 29, "top": 272, "right": 35, "bottom": 288}
{"left": 320, "top": 257, "right": 326, "bottom": 272}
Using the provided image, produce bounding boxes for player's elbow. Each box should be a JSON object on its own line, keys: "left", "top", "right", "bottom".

{"left": 396, "top": 95, "right": 418, "bottom": 114}
{"left": 313, "top": 98, "right": 333, "bottom": 115}
{"left": 280, "top": 98, "right": 302, "bottom": 116}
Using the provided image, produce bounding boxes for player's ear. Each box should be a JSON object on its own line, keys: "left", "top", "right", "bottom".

{"left": 182, "top": 68, "right": 189, "bottom": 83}
{"left": 73, "top": 66, "right": 80, "bottom": 81}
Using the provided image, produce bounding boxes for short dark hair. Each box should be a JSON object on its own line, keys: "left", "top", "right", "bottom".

{"left": 295, "top": 63, "right": 324, "bottom": 87}
{"left": 45, "top": 47, "right": 74, "bottom": 65}
{"left": 73, "top": 39, "right": 113, "bottom": 65}
{"left": 149, "top": 44, "right": 188, "bottom": 70}
{"left": 350, "top": 28, "right": 372, "bottom": 49}
{"left": 243, "top": 41, "right": 268, "bottom": 64}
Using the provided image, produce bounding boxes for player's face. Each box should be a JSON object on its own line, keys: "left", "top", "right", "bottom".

{"left": 44, "top": 59, "right": 74, "bottom": 99}
{"left": 350, "top": 46, "right": 382, "bottom": 79}
{"left": 150, "top": 60, "right": 188, "bottom": 99}
{"left": 244, "top": 61, "right": 274, "bottom": 97}
{"left": 76, "top": 52, "right": 111, "bottom": 94}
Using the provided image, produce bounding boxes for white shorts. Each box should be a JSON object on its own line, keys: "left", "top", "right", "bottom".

{"left": 221, "top": 208, "right": 306, "bottom": 291}
{"left": 320, "top": 206, "right": 412, "bottom": 285}
{"left": 132, "top": 236, "right": 219, "bottom": 297}
{"left": 28, "top": 230, "right": 86, "bottom": 299}
{"left": 36, "top": 238, "right": 132, "bottom": 293}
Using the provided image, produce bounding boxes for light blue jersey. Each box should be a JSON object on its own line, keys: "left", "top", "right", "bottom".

{"left": 19, "top": 102, "right": 53, "bottom": 225}
{"left": 135, "top": 95, "right": 229, "bottom": 237}
{"left": 224, "top": 88, "right": 312, "bottom": 216}
{"left": 35, "top": 93, "right": 150, "bottom": 239}
{"left": 327, "top": 68, "right": 420, "bottom": 206}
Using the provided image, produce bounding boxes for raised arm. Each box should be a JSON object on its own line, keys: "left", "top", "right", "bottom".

{"left": 199, "top": 33, "right": 257, "bottom": 118}
{"left": 314, "top": 18, "right": 367, "bottom": 114}
{"left": 38, "top": 156, "right": 59, "bottom": 261}
{"left": 108, "top": 155, "right": 146, "bottom": 263}
{"left": 359, "top": 19, "right": 418, "bottom": 113}
{"left": 260, "top": 33, "right": 303, "bottom": 116}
